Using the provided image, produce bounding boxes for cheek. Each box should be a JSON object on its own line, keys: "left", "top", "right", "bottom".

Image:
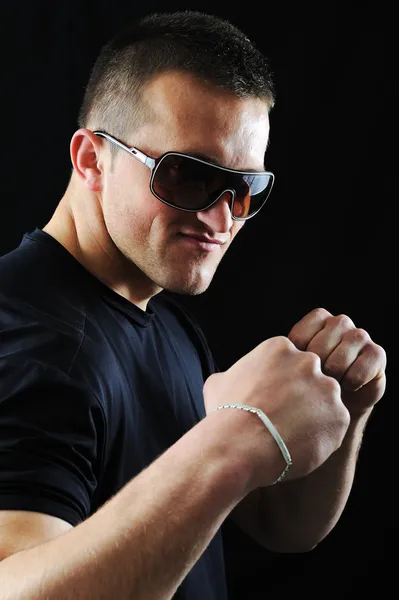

{"left": 231, "top": 220, "right": 245, "bottom": 239}
{"left": 103, "top": 171, "right": 156, "bottom": 226}
{"left": 105, "top": 158, "right": 152, "bottom": 210}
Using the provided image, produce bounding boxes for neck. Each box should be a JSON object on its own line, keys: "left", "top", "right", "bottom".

{"left": 42, "top": 176, "right": 161, "bottom": 311}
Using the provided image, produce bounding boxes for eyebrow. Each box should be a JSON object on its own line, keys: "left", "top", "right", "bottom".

{"left": 182, "top": 151, "right": 266, "bottom": 173}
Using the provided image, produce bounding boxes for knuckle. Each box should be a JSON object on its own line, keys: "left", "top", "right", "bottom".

{"left": 287, "top": 331, "right": 301, "bottom": 347}
{"left": 333, "top": 313, "right": 353, "bottom": 329}
{"left": 312, "top": 307, "right": 331, "bottom": 319}
{"left": 345, "top": 327, "right": 370, "bottom": 344}
{"left": 324, "top": 374, "right": 341, "bottom": 395}
{"left": 304, "top": 351, "right": 322, "bottom": 371}
{"left": 367, "top": 341, "right": 386, "bottom": 362}
{"left": 274, "top": 335, "right": 295, "bottom": 351}
{"left": 377, "top": 345, "right": 387, "bottom": 368}
{"left": 288, "top": 334, "right": 308, "bottom": 352}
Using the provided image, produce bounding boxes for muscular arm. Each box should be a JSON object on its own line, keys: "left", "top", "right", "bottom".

{"left": 245, "top": 410, "right": 371, "bottom": 553}
{"left": 236, "top": 308, "right": 386, "bottom": 553}
{"left": 0, "top": 409, "right": 281, "bottom": 600}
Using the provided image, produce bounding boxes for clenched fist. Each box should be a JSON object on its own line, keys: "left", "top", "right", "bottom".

{"left": 204, "top": 308, "right": 386, "bottom": 492}
{"left": 204, "top": 335, "right": 350, "bottom": 489}
{"left": 287, "top": 308, "right": 386, "bottom": 416}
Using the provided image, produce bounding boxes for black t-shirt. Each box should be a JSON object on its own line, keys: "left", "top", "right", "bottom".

{"left": 0, "top": 228, "right": 228, "bottom": 599}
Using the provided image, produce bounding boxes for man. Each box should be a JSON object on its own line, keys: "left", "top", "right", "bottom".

{"left": 0, "top": 10, "right": 386, "bottom": 600}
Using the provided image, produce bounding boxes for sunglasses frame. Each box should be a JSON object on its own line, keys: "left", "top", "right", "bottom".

{"left": 93, "top": 130, "right": 274, "bottom": 221}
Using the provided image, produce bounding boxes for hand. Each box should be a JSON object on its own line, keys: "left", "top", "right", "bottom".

{"left": 287, "top": 308, "right": 387, "bottom": 417}
{"left": 204, "top": 335, "right": 350, "bottom": 488}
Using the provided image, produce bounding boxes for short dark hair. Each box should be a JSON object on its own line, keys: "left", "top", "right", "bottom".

{"left": 78, "top": 10, "right": 275, "bottom": 154}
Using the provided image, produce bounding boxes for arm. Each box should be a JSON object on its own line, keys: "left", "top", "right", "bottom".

{"left": 0, "top": 408, "right": 282, "bottom": 600}
{"left": 255, "top": 409, "right": 370, "bottom": 552}
{"left": 230, "top": 308, "right": 386, "bottom": 553}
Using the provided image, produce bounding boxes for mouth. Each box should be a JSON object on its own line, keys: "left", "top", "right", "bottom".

{"left": 178, "top": 233, "right": 223, "bottom": 252}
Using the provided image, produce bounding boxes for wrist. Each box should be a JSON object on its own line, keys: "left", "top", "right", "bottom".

{"left": 205, "top": 405, "right": 288, "bottom": 492}
{"left": 213, "top": 404, "right": 292, "bottom": 484}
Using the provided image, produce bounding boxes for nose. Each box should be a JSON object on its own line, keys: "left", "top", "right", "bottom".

{"left": 195, "top": 190, "right": 234, "bottom": 233}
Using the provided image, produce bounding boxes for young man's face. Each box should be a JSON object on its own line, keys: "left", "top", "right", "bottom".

{"left": 101, "top": 70, "right": 270, "bottom": 298}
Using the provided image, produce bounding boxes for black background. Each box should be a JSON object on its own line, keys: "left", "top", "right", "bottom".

{"left": 0, "top": 1, "right": 396, "bottom": 597}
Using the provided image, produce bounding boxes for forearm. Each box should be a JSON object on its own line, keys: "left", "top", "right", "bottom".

{"left": 258, "top": 409, "right": 372, "bottom": 552}
{"left": 0, "top": 411, "right": 255, "bottom": 600}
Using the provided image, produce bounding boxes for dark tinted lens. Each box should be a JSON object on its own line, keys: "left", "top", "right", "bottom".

{"left": 232, "top": 173, "right": 274, "bottom": 218}
{"left": 153, "top": 154, "right": 273, "bottom": 217}
{"left": 153, "top": 154, "right": 216, "bottom": 209}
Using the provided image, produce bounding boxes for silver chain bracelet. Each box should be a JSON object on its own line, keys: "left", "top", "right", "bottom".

{"left": 212, "top": 403, "right": 292, "bottom": 484}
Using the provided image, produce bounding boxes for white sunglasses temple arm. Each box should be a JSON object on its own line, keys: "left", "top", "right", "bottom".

{"left": 93, "top": 131, "right": 156, "bottom": 170}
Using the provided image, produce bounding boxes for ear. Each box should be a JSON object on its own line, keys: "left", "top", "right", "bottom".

{"left": 70, "top": 128, "right": 105, "bottom": 192}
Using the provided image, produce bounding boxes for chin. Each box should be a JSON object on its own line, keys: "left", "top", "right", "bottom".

{"left": 164, "top": 281, "right": 210, "bottom": 296}
{"left": 162, "top": 273, "right": 213, "bottom": 296}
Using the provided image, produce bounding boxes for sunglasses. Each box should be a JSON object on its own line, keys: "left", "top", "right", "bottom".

{"left": 93, "top": 130, "right": 274, "bottom": 221}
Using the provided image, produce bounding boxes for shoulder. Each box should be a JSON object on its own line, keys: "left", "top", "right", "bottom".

{"left": 0, "top": 231, "right": 92, "bottom": 354}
